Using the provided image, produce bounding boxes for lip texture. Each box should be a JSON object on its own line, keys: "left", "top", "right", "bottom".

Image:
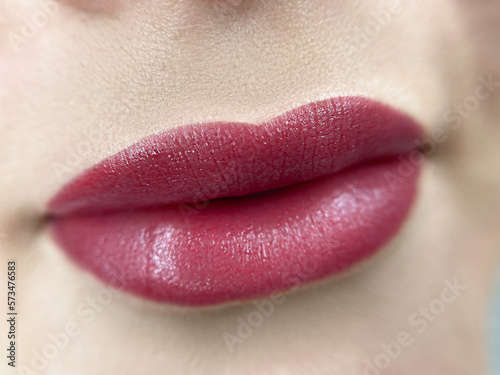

{"left": 49, "top": 97, "right": 424, "bottom": 306}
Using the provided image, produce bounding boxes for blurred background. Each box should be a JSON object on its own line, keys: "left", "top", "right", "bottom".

{"left": 492, "top": 270, "right": 500, "bottom": 373}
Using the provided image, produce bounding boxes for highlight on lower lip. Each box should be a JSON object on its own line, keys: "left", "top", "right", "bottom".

{"left": 48, "top": 96, "right": 424, "bottom": 306}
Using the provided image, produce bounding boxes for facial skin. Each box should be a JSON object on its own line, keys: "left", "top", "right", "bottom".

{"left": 1, "top": 0, "right": 499, "bottom": 374}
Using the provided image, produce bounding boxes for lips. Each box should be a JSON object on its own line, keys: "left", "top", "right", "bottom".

{"left": 48, "top": 96, "right": 424, "bottom": 306}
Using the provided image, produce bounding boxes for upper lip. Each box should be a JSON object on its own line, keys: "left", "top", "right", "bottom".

{"left": 48, "top": 96, "right": 423, "bottom": 217}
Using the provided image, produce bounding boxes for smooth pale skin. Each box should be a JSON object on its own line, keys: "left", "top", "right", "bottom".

{"left": 1, "top": 1, "right": 499, "bottom": 374}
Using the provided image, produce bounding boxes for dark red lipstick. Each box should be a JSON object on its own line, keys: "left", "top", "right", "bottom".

{"left": 48, "top": 97, "right": 424, "bottom": 306}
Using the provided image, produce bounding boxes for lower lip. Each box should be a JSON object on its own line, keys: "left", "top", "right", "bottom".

{"left": 49, "top": 97, "right": 423, "bottom": 306}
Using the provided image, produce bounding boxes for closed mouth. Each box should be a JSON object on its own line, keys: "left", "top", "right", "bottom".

{"left": 48, "top": 96, "right": 424, "bottom": 306}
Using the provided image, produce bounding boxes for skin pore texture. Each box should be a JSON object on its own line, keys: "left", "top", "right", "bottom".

{"left": 0, "top": 0, "right": 500, "bottom": 374}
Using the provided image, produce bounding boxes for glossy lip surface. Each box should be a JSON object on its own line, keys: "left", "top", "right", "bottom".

{"left": 48, "top": 96, "right": 424, "bottom": 306}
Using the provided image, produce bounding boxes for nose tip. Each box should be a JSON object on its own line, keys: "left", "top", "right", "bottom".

{"left": 54, "top": 0, "right": 119, "bottom": 13}
{"left": 54, "top": 0, "right": 251, "bottom": 14}
{"left": 203, "top": 0, "right": 248, "bottom": 14}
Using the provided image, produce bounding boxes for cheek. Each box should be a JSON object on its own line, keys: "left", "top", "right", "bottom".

{"left": 54, "top": 0, "right": 121, "bottom": 12}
